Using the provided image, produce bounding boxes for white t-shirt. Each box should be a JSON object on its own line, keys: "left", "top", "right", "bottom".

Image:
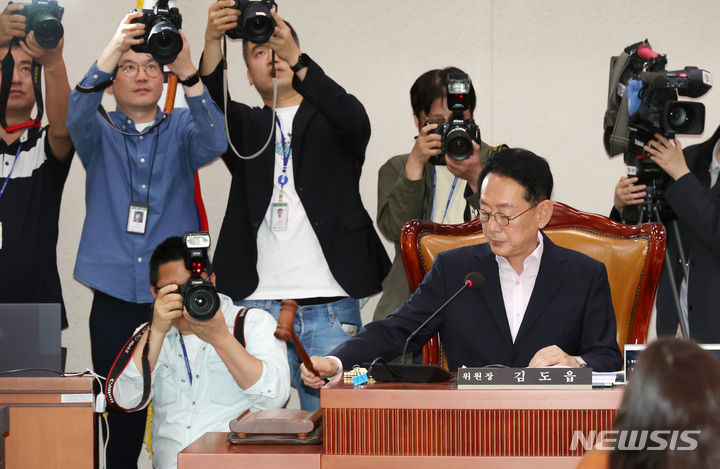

{"left": 246, "top": 105, "right": 348, "bottom": 300}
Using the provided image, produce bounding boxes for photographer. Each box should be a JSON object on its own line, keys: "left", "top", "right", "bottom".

{"left": 374, "top": 67, "right": 505, "bottom": 321}
{"left": 199, "top": 2, "right": 390, "bottom": 411}
{"left": 66, "top": 11, "right": 227, "bottom": 468}
{"left": 611, "top": 128, "right": 720, "bottom": 341}
{"left": 0, "top": 2, "right": 73, "bottom": 327}
{"left": 108, "top": 236, "right": 290, "bottom": 469}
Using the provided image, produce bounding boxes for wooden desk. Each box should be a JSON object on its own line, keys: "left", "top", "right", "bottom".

{"left": 321, "top": 380, "right": 623, "bottom": 469}
{"left": 178, "top": 432, "right": 321, "bottom": 468}
{"left": 178, "top": 381, "right": 622, "bottom": 469}
{"left": 0, "top": 377, "right": 95, "bottom": 469}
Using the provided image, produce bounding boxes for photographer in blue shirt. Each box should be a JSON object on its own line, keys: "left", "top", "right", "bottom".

{"left": 66, "top": 10, "right": 227, "bottom": 469}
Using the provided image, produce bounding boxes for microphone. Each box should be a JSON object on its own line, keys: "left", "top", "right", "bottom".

{"left": 401, "top": 272, "right": 485, "bottom": 363}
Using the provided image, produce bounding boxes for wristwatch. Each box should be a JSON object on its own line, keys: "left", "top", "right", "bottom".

{"left": 574, "top": 356, "right": 588, "bottom": 368}
{"left": 290, "top": 53, "right": 310, "bottom": 73}
{"left": 179, "top": 71, "right": 200, "bottom": 88}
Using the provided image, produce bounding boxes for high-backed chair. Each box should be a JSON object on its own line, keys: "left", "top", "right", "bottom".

{"left": 400, "top": 201, "right": 666, "bottom": 367}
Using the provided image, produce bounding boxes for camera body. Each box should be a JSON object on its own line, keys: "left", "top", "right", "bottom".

{"left": 11, "top": 0, "right": 64, "bottom": 49}
{"left": 226, "top": 0, "right": 276, "bottom": 44}
{"left": 176, "top": 232, "right": 220, "bottom": 321}
{"left": 604, "top": 41, "right": 712, "bottom": 222}
{"left": 429, "top": 73, "right": 480, "bottom": 165}
{"left": 131, "top": 1, "right": 183, "bottom": 65}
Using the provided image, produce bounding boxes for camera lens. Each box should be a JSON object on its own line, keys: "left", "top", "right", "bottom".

{"left": 185, "top": 285, "right": 220, "bottom": 321}
{"left": 147, "top": 20, "right": 182, "bottom": 65}
{"left": 242, "top": 2, "right": 276, "bottom": 44}
{"left": 445, "top": 126, "right": 473, "bottom": 161}
{"left": 30, "top": 13, "right": 64, "bottom": 49}
{"left": 667, "top": 104, "right": 693, "bottom": 133}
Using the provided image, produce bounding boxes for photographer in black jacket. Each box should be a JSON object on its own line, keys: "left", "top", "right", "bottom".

{"left": 200, "top": 1, "right": 390, "bottom": 411}
{"left": 612, "top": 127, "right": 720, "bottom": 341}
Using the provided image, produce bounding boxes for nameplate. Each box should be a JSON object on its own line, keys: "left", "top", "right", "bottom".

{"left": 457, "top": 367, "right": 592, "bottom": 389}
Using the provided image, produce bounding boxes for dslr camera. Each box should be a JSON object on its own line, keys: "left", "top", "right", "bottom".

{"left": 429, "top": 73, "right": 480, "bottom": 165}
{"left": 131, "top": 0, "right": 182, "bottom": 65}
{"left": 603, "top": 40, "right": 712, "bottom": 221}
{"left": 226, "top": 0, "right": 276, "bottom": 44}
{"left": 176, "top": 232, "right": 220, "bottom": 321}
{"left": 10, "top": 0, "right": 64, "bottom": 49}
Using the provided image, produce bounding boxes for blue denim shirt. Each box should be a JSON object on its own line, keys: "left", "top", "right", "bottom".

{"left": 67, "top": 62, "right": 227, "bottom": 303}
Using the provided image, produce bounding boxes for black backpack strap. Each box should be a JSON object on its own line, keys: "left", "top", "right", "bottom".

{"left": 233, "top": 307, "right": 248, "bottom": 347}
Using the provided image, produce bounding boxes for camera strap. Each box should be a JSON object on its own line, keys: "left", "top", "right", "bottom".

{"left": 0, "top": 47, "right": 44, "bottom": 132}
{"left": 105, "top": 322, "right": 152, "bottom": 412}
{"left": 104, "top": 307, "right": 249, "bottom": 411}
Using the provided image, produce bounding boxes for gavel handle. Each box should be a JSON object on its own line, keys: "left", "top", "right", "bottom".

{"left": 289, "top": 330, "right": 317, "bottom": 375}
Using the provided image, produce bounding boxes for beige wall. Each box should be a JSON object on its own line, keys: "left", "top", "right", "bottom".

{"left": 57, "top": 0, "right": 720, "bottom": 375}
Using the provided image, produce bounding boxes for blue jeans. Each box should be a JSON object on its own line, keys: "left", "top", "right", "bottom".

{"left": 236, "top": 297, "right": 361, "bottom": 411}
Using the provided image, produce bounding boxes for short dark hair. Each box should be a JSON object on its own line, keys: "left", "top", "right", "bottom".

{"left": 477, "top": 148, "right": 553, "bottom": 205}
{"left": 149, "top": 236, "right": 214, "bottom": 288}
{"left": 410, "top": 67, "right": 477, "bottom": 122}
{"left": 610, "top": 337, "right": 720, "bottom": 469}
{"left": 242, "top": 21, "right": 300, "bottom": 67}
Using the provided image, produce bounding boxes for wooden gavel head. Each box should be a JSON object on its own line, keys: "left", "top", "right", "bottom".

{"left": 274, "top": 299, "right": 299, "bottom": 342}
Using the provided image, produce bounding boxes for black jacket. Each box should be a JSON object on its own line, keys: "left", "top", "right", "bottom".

{"left": 331, "top": 234, "right": 623, "bottom": 372}
{"left": 202, "top": 57, "right": 390, "bottom": 300}
{"left": 611, "top": 126, "right": 720, "bottom": 341}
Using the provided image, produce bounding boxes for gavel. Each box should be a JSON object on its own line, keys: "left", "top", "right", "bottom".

{"left": 274, "top": 299, "right": 316, "bottom": 375}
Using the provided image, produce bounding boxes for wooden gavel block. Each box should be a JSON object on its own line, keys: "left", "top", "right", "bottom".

{"left": 274, "top": 299, "right": 316, "bottom": 375}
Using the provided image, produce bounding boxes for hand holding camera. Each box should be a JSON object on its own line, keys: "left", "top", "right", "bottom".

{"left": 644, "top": 134, "right": 690, "bottom": 181}
{"left": 16, "top": 31, "right": 63, "bottom": 69}
{"left": 97, "top": 10, "right": 146, "bottom": 73}
{"left": 152, "top": 284, "right": 184, "bottom": 336}
{"left": 206, "top": 0, "right": 241, "bottom": 42}
{"left": 405, "top": 120, "right": 442, "bottom": 180}
{"left": 613, "top": 176, "right": 647, "bottom": 214}
{"left": 0, "top": 3, "right": 26, "bottom": 47}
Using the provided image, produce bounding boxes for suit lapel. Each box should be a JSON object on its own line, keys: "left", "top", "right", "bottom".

{"left": 290, "top": 101, "right": 313, "bottom": 171}
{"left": 475, "top": 248, "right": 514, "bottom": 346}
{"left": 514, "top": 233, "right": 567, "bottom": 344}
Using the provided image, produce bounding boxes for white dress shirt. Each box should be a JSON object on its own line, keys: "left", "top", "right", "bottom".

{"left": 112, "top": 293, "right": 291, "bottom": 469}
{"left": 496, "top": 232, "right": 544, "bottom": 342}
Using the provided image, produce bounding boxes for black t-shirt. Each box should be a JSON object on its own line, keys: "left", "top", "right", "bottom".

{"left": 0, "top": 126, "right": 72, "bottom": 328}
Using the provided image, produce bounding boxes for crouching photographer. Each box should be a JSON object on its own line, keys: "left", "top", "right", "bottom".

{"left": 106, "top": 233, "right": 290, "bottom": 469}
{"left": 605, "top": 41, "right": 720, "bottom": 342}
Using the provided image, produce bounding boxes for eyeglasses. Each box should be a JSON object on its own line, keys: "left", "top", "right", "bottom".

{"left": 118, "top": 62, "right": 162, "bottom": 78}
{"left": 478, "top": 205, "right": 536, "bottom": 226}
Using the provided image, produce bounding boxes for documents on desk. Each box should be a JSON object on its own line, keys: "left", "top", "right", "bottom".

{"left": 457, "top": 367, "right": 592, "bottom": 389}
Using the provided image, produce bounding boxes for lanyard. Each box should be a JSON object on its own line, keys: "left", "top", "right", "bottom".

{"left": 430, "top": 166, "right": 459, "bottom": 224}
{"left": 123, "top": 125, "right": 160, "bottom": 204}
{"left": 0, "top": 143, "right": 24, "bottom": 203}
{"left": 178, "top": 334, "right": 193, "bottom": 386}
{"left": 275, "top": 116, "right": 291, "bottom": 191}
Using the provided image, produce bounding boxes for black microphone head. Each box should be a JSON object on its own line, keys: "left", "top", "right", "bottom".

{"left": 464, "top": 272, "right": 485, "bottom": 290}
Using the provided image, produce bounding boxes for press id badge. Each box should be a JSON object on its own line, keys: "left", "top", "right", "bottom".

{"left": 126, "top": 202, "right": 149, "bottom": 235}
{"left": 271, "top": 202, "right": 288, "bottom": 231}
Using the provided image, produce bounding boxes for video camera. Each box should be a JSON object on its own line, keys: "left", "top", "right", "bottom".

{"left": 10, "top": 0, "right": 64, "bottom": 49}
{"left": 429, "top": 73, "right": 480, "bottom": 165}
{"left": 176, "top": 232, "right": 220, "bottom": 321}
{"left": 226, "top": 0, "right": 277, "bottom": 44}
{"left": 603, "top": 40, "right": 712, "bottom": 221}
{"left": 131, "top": 0, "right": 183, "bottom": 65}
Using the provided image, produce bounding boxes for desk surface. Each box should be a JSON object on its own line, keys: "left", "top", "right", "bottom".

{"left": 321, "top": 378, "right": 624, "bottom": 409}
{"left": 179, "top": 432, "right": 321, "bottom": 469}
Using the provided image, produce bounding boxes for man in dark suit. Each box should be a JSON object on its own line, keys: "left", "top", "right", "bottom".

{"left": 302, "top": 148, "right": 623, "bottom": 386}
{"left": 613, "top": 129, "right": 720, "bottom": 341}
{"left": 200, "top": 3, "right": 390, "bottom": 410}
